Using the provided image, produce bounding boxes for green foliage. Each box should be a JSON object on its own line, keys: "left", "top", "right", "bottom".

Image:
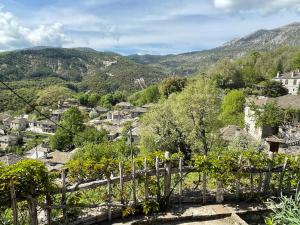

{"left": 128, "top": 85, "right": 160, "bottom": 106}
{"left": 259, "top": 80, "right": 288, "bottom": 97}
{"left": 210, "top": 58, "right": 244, "bottom": 89}
{"left": 73, "top": 127, "right": 108, "bottom": 147}
{"left": 159, "top": 76, "right": 187, "bottom": 98}
{"left": 0, "top": 160, "right": 50, "bottom": 205}
{"left": 50, "top": 107, "right": 85, "bottom": 150}
{"left": 209, "top": 47, "right": 300, "bottom": 89}
{"left": 251, "top": 102, "right": 285, "bottom": 128}
{"left": 99, "top": 91, "right": 126, "bottom": 108}
{"left": 220, "top": 90, "right": 245, "bottom": 127}
{"left": 141, "top": 199, "right": 160, "bottom": 215}
{"left": 141, "top": 79, "right": 222, "bottom": 157}
{"left": 265, "top": 193, "right": 300, "bottom": 225}
{"left": 67, "top": 140, "right": 130, "bottom": 180}
{"left": 140, "top": 99, "right": 191, "bottom": 158}
{"left": 36, "top": 85, "right": 73, "bottom": 108}
{"left": 76, "top": 92, "right": 101, "bottom": 107}
{"left": 0, "top": 77, "right": 73, "bottom": 112}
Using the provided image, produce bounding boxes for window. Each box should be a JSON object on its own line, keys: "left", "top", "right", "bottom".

{"left": 294, "top": 79, "right": 297, "bottom": 85}
{"left": 285, "top": 79, "right": 289, "bottom": 85}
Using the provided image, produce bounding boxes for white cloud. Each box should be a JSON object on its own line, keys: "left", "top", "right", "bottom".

{"left": 214, "top": 0, "right": 300, "bottom": 13}
{"left": 0, "top": 8, "right": 70, "bottom": 50}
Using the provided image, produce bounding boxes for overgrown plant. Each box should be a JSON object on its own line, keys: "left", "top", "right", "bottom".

{"left": 265, "top": 193, "right": 300, "bottom": 225}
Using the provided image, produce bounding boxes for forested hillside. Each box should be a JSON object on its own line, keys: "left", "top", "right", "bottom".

{"left": 0, "top": 48, "right": 166, "bottom": 93}
{"left": 129, "top": 23, "right": 300, "bottom": 75}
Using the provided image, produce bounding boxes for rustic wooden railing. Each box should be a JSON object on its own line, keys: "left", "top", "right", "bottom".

{"left": 7, "top": 155, "right": 300, "bottom": 225}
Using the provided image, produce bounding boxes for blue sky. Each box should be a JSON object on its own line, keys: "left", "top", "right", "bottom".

{"left": 1, "top": 0, "right": 300, "bottom": 55}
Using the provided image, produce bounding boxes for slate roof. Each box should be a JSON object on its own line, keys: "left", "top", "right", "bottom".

{"left": 0, "top": 153, "right": 23, "bottom": 166}
{"left": 248, "top": 95, "right": 300, "bottom": 110}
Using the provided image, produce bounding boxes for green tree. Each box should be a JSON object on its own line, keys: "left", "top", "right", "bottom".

{"left": 251, "top": 102, "right": 285, "bottom": 129}
{"left": 259, "top": 80, "right": 288, "bottom": 97}
{"left": 175, "top": 79, "right": 222, "bottom": 155}
{"left": 36, "top": 85, "right": 73, "bottom": 108}
{"left": 141, "top": 79, "right": 222, "bottom": 157}
{"left": 129, "top": 85, "right": 160, "bottom": 106}
{"left": 140, "top": 99, "right": 190, "bottom": 157}
{"left": 50, "top": 107, "right": 85, "bottom": 150}
{"left": 159, "top": 76, "right": 187, "bottom": 98}
{"left": 210, "top": 58, "right": 243, "bottom": 89}
{"left": 74, "top": 127, "right": 108, "bottom": 147}
{"left": 219, "top": 90, "right": 245, "bottom": 127}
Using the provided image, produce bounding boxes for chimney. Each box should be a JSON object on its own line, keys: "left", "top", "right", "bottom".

{"left": 276, "top": 71, "right": 280, "bottom": 78}
{"left": 292, "top": 71, "right": 295, "bottom": 78}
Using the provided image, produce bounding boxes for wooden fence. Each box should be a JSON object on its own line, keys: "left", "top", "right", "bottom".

{"left": 7, "top": 154, "right": 300, "bottom": 225}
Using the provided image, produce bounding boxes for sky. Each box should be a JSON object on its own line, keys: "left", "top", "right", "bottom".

{"left": 1, "top": 0, "right": 300, "bottom": 55}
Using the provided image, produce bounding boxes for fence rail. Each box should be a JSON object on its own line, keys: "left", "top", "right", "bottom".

{"left": 6, "top": 154, "right": 300, "bottom": 225}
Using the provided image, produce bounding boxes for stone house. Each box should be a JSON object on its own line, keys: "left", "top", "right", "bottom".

{"left": 51, "top": 109, "right": 66, "bottom": 121}
{"left": 107, "top": 111, "right": 124, "bottom": 121}
{"left": 61, "top": 98, "right": 80, "bottom": 109}
{"left": 0, "top": 135, "right": 18, "bottom": 149}
{"left": 0, "top": 153, "right": 23, "bottom": 166}
{"left": 116, "top": 102, "right": 133, "bottom": 110}
{"left": 25, "top": 143, "right": 50, "bottom": 159}
{"left": 10, "top": 118, "right": 27, "bottom": 130}
{"left": 245, "top": 95, "right": 300, "bottom": 141}
{"left": 36, "top": 120, "right": 57, "bottom": 133}
{"left": 95, "top": 106, "right": 109, "bottom": 115}
{"left": 131, "top": 107, "right": 147, "bottom": 118}
{"left": 273, "top": 70, "right": 300, "bottom": 95}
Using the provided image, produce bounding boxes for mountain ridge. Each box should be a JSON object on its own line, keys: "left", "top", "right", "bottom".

{"left": 128, "top": 22, "right": 300, "bottom": 75}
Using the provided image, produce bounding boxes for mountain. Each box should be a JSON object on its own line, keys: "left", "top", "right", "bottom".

{"left": 0, "top": 48, "right": 166, "bottom": 93}
{"left": 128, "top": 22, "right": 300, "bottom": 75}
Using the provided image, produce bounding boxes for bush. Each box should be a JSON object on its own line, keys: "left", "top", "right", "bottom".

{"left": 265, "top": 193, "right": 300, "bottom": 225}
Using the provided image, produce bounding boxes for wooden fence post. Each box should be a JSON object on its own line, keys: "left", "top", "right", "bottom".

{"left": 202, "top": 155, "right": 208, "bottom": 204}
{"left": 278, "top": 157, "right": 288, "bottom": 196}
{"left": 131, "top": 159, "right": 137, "bottom": 205}
{"left": 258, "top": 172, "right": 263, "bottom": 193}
{"left": 46, "top": 192, "right": 52, "bottom": 225}
{"left": 10, "top": 182, "right": 18, "bottom": 225}
{"left": 216, "top": 156, "right": 224, "bottom": 203}
{"left": 119, "top": 162, "right": 124, "bottom": 204}
{"left": 28, "top": 196, "right": 38, "bottom": 225}
{"left": 61, "top": 169, "right": 68, "bottom": 225}
{"left": 164, "top": 152, "right": 171, "bottom": 202}
{"left": 155, "top": 156, "right": 161, "bottom": 202}
{"left": 263, "top": 152, "right": 274, "bottom": 194}
{"left": 179, "top": 157, "right": 183, "bottom": 204}
{"left": 144, "top": 158, "right": 149, "bottom": 200}
{"left": 246, "top": 159, "right": 254, "bottom": 198}
{"left": 107, "top": 176, "right": 112, "bottom": 221}
{"left": 235, "top": 155, "right": 243, "bottom": 201}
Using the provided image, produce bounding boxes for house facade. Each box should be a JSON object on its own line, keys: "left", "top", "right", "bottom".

{"left": 10, "top": 118, "right": 27, "bottom": 130}
{"left": 0, "top": 135, "right": 18, "bottom": 149}
{"left": 245, "top": 95, "right": 300, "bottom": 141}
{"left": 273, "top": 70, "right": 300, "bottom": 95}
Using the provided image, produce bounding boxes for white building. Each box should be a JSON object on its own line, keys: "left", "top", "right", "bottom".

{"left": 245, "top": 95, "right": 300, "bottom": 141}
{"left": 273, "top": 70, "right": 300, "bottom": 95}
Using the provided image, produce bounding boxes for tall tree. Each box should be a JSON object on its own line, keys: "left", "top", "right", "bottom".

{"left": 159, "top": 76, "right": 187, "bottom": 98}
{"left": 141, "top": 79, "right": 222, "bottom": 157}
{"left": 50, "top": 107, "right": 85, "bottom": 150}
{"left": 175, "top": 79, "right": 222, "bottom": 155}
{"left": 219, "top": 90, "right": 245, "bottom": 127}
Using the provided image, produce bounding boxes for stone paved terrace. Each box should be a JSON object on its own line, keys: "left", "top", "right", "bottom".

{"left": 97, "top": 203, "right": 268, "bottom": 225}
